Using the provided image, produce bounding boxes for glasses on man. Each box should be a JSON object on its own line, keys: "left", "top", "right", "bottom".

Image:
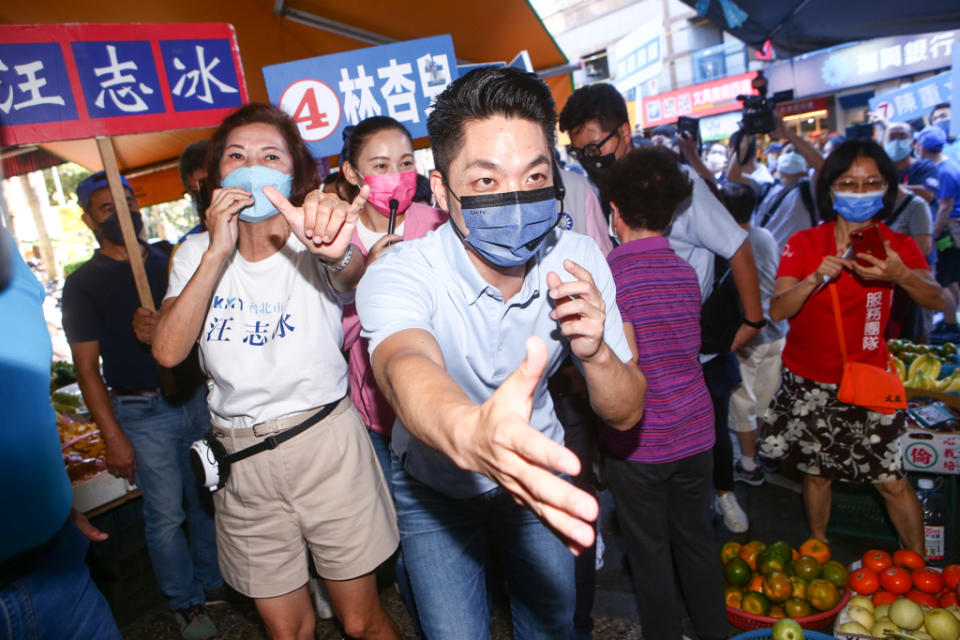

{"left": 833, "top": 178, "right": 887, "bottom": 193}
{"left": 567, "top": 128, "right": 620, "bottom": 160}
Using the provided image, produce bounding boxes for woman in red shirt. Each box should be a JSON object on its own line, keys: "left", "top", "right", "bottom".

{"left": 760, "top": 139, "right": 943, "bottom": 552}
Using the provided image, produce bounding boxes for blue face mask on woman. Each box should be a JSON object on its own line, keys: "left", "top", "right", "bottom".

{"left": 221, "top": 166, "right": 293, "bottom": 223}
{"left": 450, "top": 186, "right": 559, "bottom": 267}
{"left": 884, "top": 138, "right": 912, "bottom": 163}
{"left": 832, "top": 189, "right": 886, "bottom": 223}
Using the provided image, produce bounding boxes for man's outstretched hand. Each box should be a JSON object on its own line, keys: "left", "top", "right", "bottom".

{"left": 463, "top": 337, "right": 599, "bottom": 554}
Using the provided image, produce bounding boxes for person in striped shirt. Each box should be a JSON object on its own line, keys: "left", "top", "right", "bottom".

{"left": 598, "top": 146, "right": 725, "bottom": 640}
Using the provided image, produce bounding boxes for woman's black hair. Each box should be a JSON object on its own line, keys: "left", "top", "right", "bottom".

{"left": 599, "top": 146, "right": 693, "bottom": 232}
{"left": 335, "top": 116, "right": 413, "bottom": 201}
{"left": 815, "top": 139, "right": 898, "bottom": 222}
{"left": 427, "top": 66, "right": 556, "bottom": 181}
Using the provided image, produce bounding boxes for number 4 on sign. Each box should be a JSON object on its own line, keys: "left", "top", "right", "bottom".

{"left": 294, "top": 90, "right": 328, "bottom": 131}
{"left": 279, "top": 79, "right": 341, "bottom": 142}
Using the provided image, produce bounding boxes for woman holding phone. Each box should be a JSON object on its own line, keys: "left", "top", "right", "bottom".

{"left": 760, "top": 139, "right": 943, "bottom": 552}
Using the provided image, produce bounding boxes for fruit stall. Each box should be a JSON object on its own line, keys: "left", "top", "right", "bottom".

{"left": 721, "top": 538, "right": 960, "bottom": 640}
{"left": 52, "top": 363, "right": 140, "bottom": 516}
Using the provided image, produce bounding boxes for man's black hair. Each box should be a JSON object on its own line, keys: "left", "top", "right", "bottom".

{"left": 816, "top": 139, "right": 898, "bottom": 222}
{"left": 427, "top": 66, "right": 557, "bottom": 180}
{"left": 558, "top": 83, "right": 628, "bottom": 135}
{"left": 178, "top": 140, "right": 208, "bottom": 186}
{"left": 651, "top": 124, "right": 677, "bottom": 139}
{"left": 598, "top": 147, "right": 692, "bottom": 232}
{"left": 719, "top": 182, "right": 757, "bottom": 225}
{"left": 932, "top": 102, "right": 951, "bottom": 115}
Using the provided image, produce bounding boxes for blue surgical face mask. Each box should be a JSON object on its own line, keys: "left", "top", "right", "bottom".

{"left": 221, "top": 166, "right": 293, "bottom": 223}
{"left": 777, "top": 152, "right": 808, "bottom": 176}
{"left": 884, "top": 138, "right": 912, "bottom": 163}
{"left": 832, "top": 189, "right": 886, "bottom": 222}
{"left": 936, "top": 119, "right": 952, "bottom": 136}
{"left": 450, "top": 186, "right": 559, "bottom": 267}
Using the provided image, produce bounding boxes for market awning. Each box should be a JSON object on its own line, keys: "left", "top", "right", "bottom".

{"left": 677, "top": 0, "right": 960, "bottom": 56}
{"left": 1, "top": 1, "right": 570, "bottom": 205}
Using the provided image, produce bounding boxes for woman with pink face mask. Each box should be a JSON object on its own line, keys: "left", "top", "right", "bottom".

{"left": 337, "top": 116, "right": 446, "bottom": 632}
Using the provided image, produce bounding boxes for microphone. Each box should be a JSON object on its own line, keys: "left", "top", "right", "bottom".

{"left": 388, "top": 198, "right": 399, "bottom": 235}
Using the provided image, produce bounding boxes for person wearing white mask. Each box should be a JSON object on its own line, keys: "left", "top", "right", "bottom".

{"left": 704, "top": 142, "right": 729, "bottom": 180}
{"left": 734, "top": 118, "right": 825, "bottom": 250}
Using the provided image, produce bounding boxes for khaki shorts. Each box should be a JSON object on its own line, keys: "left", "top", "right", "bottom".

{"left": 212, "top": 397, "right": 398, "bottom": 598}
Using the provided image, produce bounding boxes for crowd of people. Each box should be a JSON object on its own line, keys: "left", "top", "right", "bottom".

{"left": 3, "top": 63, "right": 959, "bottom": 640}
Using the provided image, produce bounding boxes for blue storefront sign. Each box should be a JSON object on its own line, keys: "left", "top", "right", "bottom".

{"left": 766, "top": 29, "right": 958, "bottom": 99}
{"left": 263, "top": 35, "right": 457, "bottom": 158}
{"left": 869, "top": 71, "right": 952, "bottom": 124}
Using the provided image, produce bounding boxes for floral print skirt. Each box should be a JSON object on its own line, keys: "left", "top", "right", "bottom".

{"left": 758, "top": 369, "right": 906, "bottom": 483}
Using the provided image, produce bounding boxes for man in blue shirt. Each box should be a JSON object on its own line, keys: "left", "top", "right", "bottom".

{"left": 61, "top": 172, "right": 222, "bottom": 639}
{"left": 920, "top": 126, "right": 960, "bottom": 342}
{"left": 357, "top": 67, "right": 645, "bottom": 639}
{"left": 0, "top": 227, "right": 121, "bottom": 639}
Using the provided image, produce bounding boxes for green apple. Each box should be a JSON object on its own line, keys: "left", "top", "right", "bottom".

{"left": 771, "top": 617, "right": 804, "bottom": 640}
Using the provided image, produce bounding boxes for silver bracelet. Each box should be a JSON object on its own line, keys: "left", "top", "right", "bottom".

{"left": 322, "top": 244, "right": 354, "bottom": 273}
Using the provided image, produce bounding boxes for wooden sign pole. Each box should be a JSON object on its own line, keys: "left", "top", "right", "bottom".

{"left": 95, "top": 136, "right": 154, "bottom": 311}
{"left": 95, "top": 135, "right": 177, "bottom": 397}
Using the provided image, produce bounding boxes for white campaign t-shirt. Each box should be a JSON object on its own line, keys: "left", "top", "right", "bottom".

{"left": 165, "top": 232, "right": 349, "bottom": 428}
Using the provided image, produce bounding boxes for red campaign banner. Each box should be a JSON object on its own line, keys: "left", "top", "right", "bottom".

{"left": 641, "top": 71, "right": 758, "bottom": 128}
{"left": 0, "top": 23, "right": 248, "bottom": 146}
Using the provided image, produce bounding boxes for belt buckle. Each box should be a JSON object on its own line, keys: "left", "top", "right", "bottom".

{"left": 251, "top": 421, "right": 282, "bottom": 438}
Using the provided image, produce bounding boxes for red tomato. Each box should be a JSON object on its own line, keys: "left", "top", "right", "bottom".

{"left": 906, "top": 589, "right": 940, "bottom": 608}
{"left": 943, "top": 564, "right": 960, "bottom": 591}
{"left": 913, "top": 567, "right": 944, "bottom": 594}
{"left": 873, "top": 590, "right": 898, "bottom": 606}
{"left": 849, "top": 567, "right": 880, "bottom": 595}
{"left": 863, "top": 549, "right": 894, "bottom": 574}
{"left": 941, "top": 591, "right": 959, "bottom": 608}
{"left": 879, "top": 566, "right": 912, "bottom": 595}
{"left": 894, "top": 549, "right": 926, "bottom": 570}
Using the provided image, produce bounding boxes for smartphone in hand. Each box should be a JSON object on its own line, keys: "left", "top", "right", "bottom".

{"left": 850, "top": 224, "right": 886, "bottom": 267}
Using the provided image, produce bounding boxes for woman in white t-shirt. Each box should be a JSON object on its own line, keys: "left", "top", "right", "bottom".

{"left": 153, "top": 103, "right": 400, "bottom": 640}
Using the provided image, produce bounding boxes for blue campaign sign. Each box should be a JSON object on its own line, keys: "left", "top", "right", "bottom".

{"left": 160, "top": 38, "right": 243, "bottom": 112}
{"left": 953, "top": 47, "right": 960, "bottom": 138}
{"left": 72, "top": 41, "right": 166, "bottom": 118}
{"left": 0, "top": 42, "right": 78, "bottom": 126}
{"left": 870, "top": 72, "right": 952, "bottom": 124}
{"left": 263, "top": 35, "right": 457, "bottom": 158}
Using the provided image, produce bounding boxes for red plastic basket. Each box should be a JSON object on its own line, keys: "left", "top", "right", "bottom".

{"left": 726, "top": 587, "right": 852, "bottom": 631}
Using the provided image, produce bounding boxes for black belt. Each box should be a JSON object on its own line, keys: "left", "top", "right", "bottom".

{"left": 0, "top": 518, "right": 69, "bottom": 590}
{"left": 225, "top": 399, "right": 340, "bottom": 465}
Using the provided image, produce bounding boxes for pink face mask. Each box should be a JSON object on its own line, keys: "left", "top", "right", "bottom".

{"left": 362, "top": 171, "right": 417, "bottom": 217}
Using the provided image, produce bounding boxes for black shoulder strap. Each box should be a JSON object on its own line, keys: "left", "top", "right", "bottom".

{"left": 759, "top": 181, "right": 802, "bottom": 228}
{"left": 797, "top": 179, "right": 817, "bottom": 227}
{"left": 884, "top": 193, "right": 916, "bottom": 227}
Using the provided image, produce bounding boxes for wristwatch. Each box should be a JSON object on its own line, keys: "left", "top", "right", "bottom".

{"left": 742, "top": 317, "right": 768, "bottom": 329}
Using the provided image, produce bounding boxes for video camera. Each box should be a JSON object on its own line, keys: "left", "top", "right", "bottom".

{"left": 737, "top": 73, "right": 793, "bottom": 136}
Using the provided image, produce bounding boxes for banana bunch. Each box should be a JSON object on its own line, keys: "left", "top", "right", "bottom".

{"left": 907, "top": 353, "right": 942, "bottom": 381}
{"left": 902, "top": 353, "right": 960, "bottom": 391}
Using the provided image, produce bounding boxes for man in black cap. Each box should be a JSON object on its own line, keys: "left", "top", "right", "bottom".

{"left": 61, "top": 172, "right": 222, "bottom": 640}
